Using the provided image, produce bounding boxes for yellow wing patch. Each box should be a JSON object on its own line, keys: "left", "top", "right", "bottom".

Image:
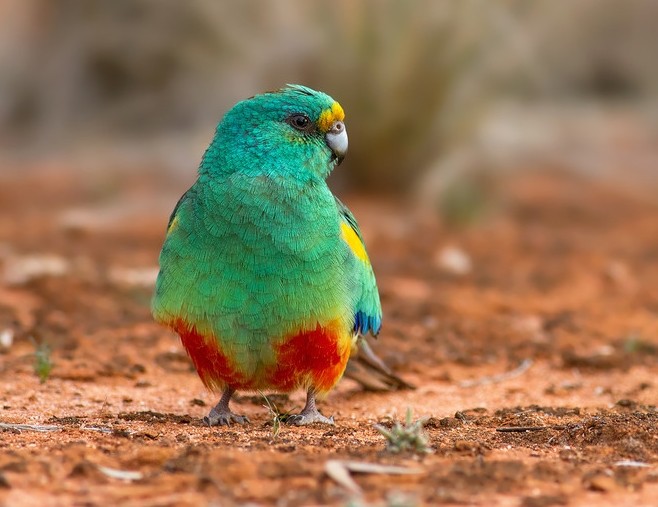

{"left": 167, "top": 215, "right": 180, "bottom": 236}
{"left": 340, "top": 221, "right": 370, "bottom": 264}
{"left": 317, "top": 101, "right": 345, "bottom": 133}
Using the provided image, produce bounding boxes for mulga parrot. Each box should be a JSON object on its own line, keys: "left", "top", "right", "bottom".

{"left": 152, "top": 85, "right": 409, "bottom": 427}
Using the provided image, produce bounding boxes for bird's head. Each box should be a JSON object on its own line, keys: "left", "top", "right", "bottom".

{"left": 203, "top": 85, "right": 348, "bottom": 180}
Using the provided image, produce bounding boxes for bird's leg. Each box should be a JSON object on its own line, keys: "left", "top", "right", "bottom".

{"left": 286, "top": 387, "right": 335, "bottom": 426}
{"left": 203, "top": 387, "right": 250, "bottom": 426}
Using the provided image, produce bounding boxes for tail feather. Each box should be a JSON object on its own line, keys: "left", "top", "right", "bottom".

{"left": 344, "top": 340, "right": 415, "bottom": 391}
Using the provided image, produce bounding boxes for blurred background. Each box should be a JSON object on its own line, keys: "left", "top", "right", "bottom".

{"left": 0, "top": 0, "right": 656, "bottom": 201}
{"left": 3, "top": 5, "right": 658, "bottom": 502}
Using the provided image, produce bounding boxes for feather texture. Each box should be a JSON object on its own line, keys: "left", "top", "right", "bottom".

{"left": 152, "top": 85, "right": 385, "bottom": 395}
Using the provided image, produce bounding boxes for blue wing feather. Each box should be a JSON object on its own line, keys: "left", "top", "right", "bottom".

{"left": 353, "top": 310, "right": 382, "bottom": 336}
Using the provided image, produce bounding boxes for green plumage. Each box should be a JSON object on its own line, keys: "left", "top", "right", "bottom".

{"left": 152, "top": 85, "right": 381, "bottom": 399}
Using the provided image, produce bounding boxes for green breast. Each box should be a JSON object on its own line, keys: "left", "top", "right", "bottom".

{"left": 152, "top": 172, "right": 354, "bottom": 375}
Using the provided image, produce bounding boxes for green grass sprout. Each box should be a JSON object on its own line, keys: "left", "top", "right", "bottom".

{"left": 31, "top": 338, "right": 53, "bottom": 384}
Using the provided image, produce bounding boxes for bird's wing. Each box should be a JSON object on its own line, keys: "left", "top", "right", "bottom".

{"left": 336, "top": 197, "right": 414, "bottom": 390}
{"left": 165, "top": 186, "right": 195, "bottom": 234}
{"left": 335, "top": 197, "right": 382, "bottom": 336}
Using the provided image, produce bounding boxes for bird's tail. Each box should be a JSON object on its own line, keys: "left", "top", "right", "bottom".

{"left": 344, "top": 339, "right": 415, "bottom": 391}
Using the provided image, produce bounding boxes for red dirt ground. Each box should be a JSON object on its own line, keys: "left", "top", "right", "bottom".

{"left": 1, "top": 168, "right": 658, "bottom": 506}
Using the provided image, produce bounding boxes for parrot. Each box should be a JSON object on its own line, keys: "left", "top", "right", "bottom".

{"left": 152, "top": 84, "right": 407, "bottom": 427}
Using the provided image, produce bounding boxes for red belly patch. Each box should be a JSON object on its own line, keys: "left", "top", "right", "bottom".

{"left": 269, "top": 322, "right": 350, "bottom": 393}
{"left": 172, "top": 319, "right": 249, "bottom": 391}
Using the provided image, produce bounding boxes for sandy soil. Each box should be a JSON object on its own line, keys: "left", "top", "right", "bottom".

{"left": 1, "top": 168, "right": 658, "bottom": 506}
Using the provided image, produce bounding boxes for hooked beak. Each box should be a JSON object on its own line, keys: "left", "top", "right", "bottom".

{"left": 325, "top": 120, "right": 348, "bottom": 165}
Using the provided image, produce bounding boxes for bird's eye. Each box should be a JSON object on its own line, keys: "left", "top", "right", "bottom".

{"left": 287, "top": 114, "right": 312, "bottom": 132}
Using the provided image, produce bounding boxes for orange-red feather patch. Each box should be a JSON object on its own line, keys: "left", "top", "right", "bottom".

{"left": 269, "top": 322, "right": 351, "bottom": 393}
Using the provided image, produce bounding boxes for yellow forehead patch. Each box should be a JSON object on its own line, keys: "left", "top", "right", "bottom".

{"left": 340, "top": 222, "right": 370, "bottom": 264}
{"left": 317, "top": 101, "right": 345, "bottom": 133}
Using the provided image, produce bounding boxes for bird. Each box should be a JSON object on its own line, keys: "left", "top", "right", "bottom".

{"left": 152, "top": 84, "right": 404, "bottom": 426}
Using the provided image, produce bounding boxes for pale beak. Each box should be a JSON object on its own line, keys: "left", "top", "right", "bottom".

{"left": 325, "top": 120, "right": 348, "bottom": 164}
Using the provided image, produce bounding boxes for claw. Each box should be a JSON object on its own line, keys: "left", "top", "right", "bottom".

{"left": 285, "top": 411, "right": 334, "bottom": 426}
{"left": 284, "top": 387, "right": 335, "bottom": 426}
{"left": 204, "top": 410, "right": 250, "bottom": 427}
{"left": 204, "top": 387, "right": 248, "bottom": 427}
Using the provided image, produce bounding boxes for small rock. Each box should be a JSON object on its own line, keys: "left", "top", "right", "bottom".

{"left": 108, "top": 267, "right": 159, "bottom": 288}
{"left": 3, "top": 254, "right": 70, "bottom": 285}
{"left": 454, "top": 440, "right": 480, "bottom": 453}
{"left": 585, "top": 472, "right": 617, "bottom": 492}
{"left": 427, "top": 417, "right": 461, "bottom": 429}
{"left": 435, "top": 246, "right": 472, "bottom": 275}
{"left": 175, "top": 433, "right": 190, "bottom": 443}
{"left": 615, "top": 399, "right": 637, "bottom": 409}
{"left": 0, "top": 328, "right": 13, "bottom": 350}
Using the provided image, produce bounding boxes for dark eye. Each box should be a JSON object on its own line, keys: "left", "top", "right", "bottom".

{"left": 287, "top": 114, "right": 312, "bottom": 132}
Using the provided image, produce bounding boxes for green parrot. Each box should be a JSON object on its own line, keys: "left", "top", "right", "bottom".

{"left": 152, "top": 85, "right": 405, "bottom": 426}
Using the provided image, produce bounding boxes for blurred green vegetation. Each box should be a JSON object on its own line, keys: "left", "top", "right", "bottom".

{"left": 31, "top": 338, "right": 53, "bottom": 384}
{"left": 439, "top": 176, "right": 492, "bottom": 228}
{"left": 0, "top": 0, "right": 656, "bottom": 191}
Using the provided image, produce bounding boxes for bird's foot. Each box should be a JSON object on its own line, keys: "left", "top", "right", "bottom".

{"left": 203, "top": 407, "right": 250, "bottom": 427}
{"left": 284, "top": 408, "right": 335, "bottom": 426}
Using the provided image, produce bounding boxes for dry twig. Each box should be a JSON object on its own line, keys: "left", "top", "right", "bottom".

{"left": 325, "top": 460, "right": 423, "bottom": 496}
{"left": 496, "top": 425, "right": 566, "bottom": 433}
{"left": 0, "top": 423, "right": 59, "bottom": 433}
